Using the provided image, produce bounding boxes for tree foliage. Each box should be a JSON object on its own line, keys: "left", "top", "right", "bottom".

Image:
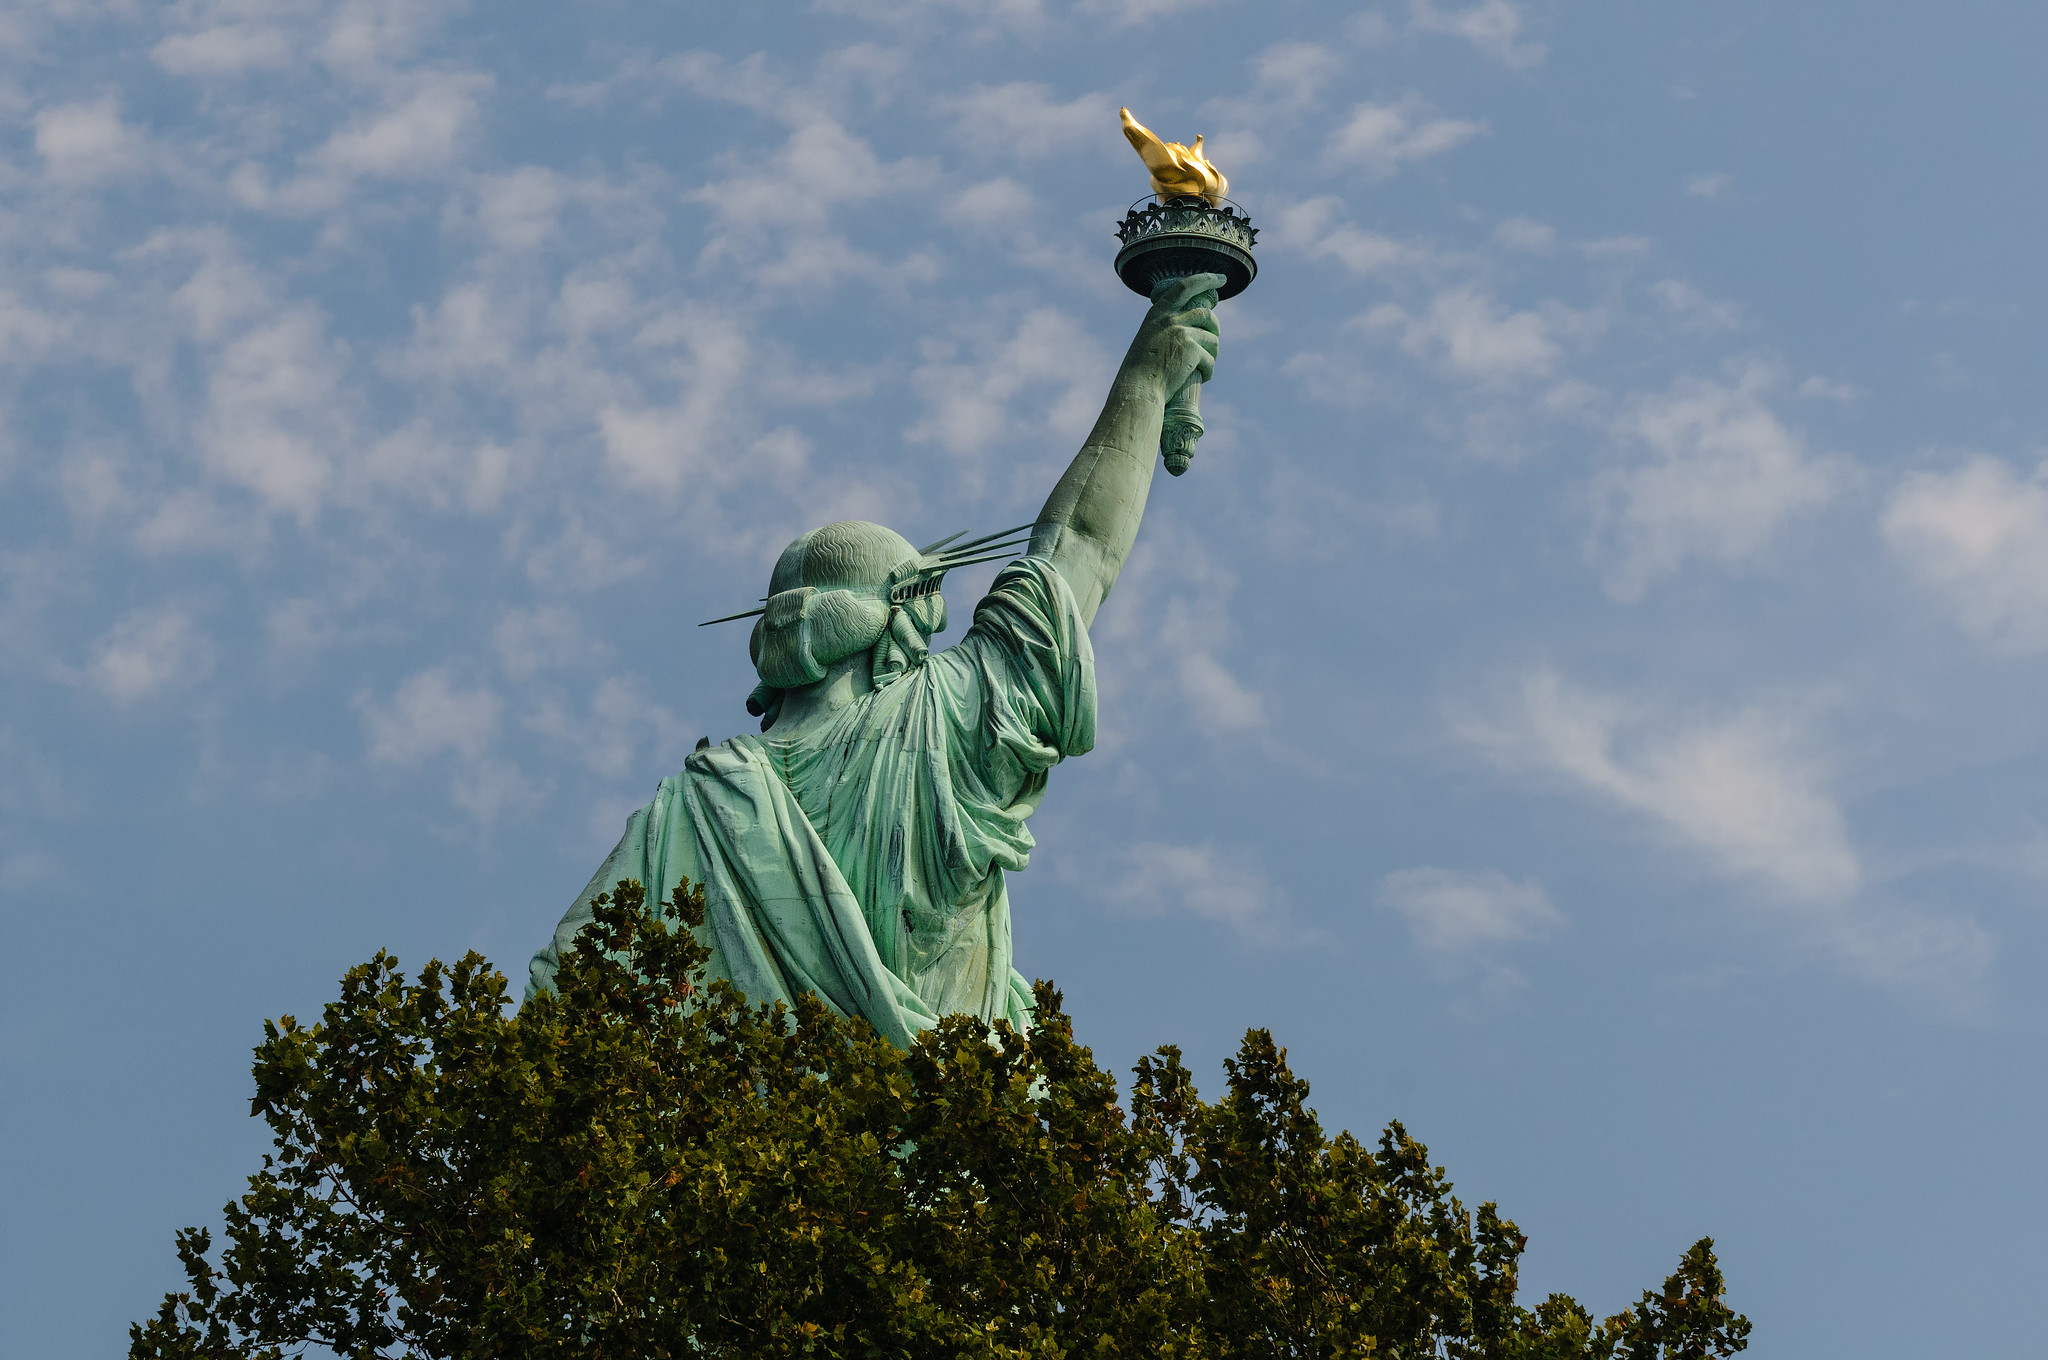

{"left": 132, "top": 879, "right": 1751, "bottom": 1359}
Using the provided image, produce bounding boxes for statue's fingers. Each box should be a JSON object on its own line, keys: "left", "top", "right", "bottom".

{"left": 1177, "top": 329, "right": 1217, "bottom": 383}
{"left": 1150, "top": 271, "right": 1229, "bottom": 311}
{"left": 1176, "top": 305, "right": 1220, "bottom": 336}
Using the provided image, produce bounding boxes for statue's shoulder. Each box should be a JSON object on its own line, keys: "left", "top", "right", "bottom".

{"left": 960, "top": 556, "right": 1089, "bottom": 656}
{"left": 671, "top": 733, "right": 775, "bottom": 785}
{"left": 973, "top": 555, "right": 1077, "bottom": 616}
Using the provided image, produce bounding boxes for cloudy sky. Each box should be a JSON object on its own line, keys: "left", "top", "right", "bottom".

{"left": 5, "top": 1, "right": 2045, "bottom": 1354}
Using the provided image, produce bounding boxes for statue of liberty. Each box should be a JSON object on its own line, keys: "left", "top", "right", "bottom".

{"left": 530, "top": 113, "right": 1249, "bottom": 1042}
{"left": 526, "top": 268, "right": 1224, "bottom": 1044}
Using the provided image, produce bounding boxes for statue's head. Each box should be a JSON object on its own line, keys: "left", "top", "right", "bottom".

{"left": 706, "top": 516, "right": 1033, "bottom": 729}
{"left": 746, "top": 521, "right": 948, "bottom": 723}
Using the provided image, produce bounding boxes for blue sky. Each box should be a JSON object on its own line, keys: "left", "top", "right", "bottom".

{"left": 4, "top": 1, "right": 2045, "bottom": 1354}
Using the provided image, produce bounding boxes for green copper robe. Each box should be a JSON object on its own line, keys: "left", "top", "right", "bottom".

{"left": 527, "top": 557, "right": 1095, "bottom": 1046}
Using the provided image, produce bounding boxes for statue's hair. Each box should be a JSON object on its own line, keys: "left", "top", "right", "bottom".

{"left": 772, "top": 521, "right": 910, "bottom": 598}
{"left": 748, "top": 522, "right": 939, "bottom": 693}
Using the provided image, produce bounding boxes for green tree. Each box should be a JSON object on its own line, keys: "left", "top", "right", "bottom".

{"left": 131, "top": 880, "right": 1750, "bottom": 1360}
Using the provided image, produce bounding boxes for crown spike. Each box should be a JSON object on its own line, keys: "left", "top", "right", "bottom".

{"left": 928, "top": 548, "right": 1028, "bottom": 572}
{"left": 916, "top": 529, "right": 970, "bottom": 555}
{"left": 928, "top": 521, "right": 1034, "bottom": 560}
{"left": 936, "top": 536, "right": 1031, "bottom": 563}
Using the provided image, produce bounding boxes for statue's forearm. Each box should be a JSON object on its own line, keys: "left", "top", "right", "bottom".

{"left": 1029, "top": 364, "right": 1169, "bottom": 625}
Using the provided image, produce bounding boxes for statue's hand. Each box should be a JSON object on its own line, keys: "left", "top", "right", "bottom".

{"left": 1131, "top": 271, "right": 1224, "bottom": 395}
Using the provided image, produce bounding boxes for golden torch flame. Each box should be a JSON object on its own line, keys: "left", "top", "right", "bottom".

{"left": 1120, "top": 107, "right": 1229, "bottom": 205}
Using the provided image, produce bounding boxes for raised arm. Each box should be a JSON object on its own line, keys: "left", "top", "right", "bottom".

{"left": 1027, "top": 272, "right": 1224, "bottom": 625}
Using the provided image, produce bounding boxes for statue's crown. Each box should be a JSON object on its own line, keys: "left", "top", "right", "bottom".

{"left": 699, "top": 520, "right": 1034, "bottom": 628}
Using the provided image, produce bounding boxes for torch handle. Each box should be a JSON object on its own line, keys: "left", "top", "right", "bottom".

{"left": 1158, "top": 280, "right": 1219, "bottom": 477}
{"left": 1161, "top": 378, "right": 1203, "bottom": 477}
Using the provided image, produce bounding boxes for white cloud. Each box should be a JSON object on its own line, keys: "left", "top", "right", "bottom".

{"left": 396, "top": 278, "right": 525, "bottom": 379}
{"left": 1255, "top": 457, "right": 1442, "bottom": 554}
{"left": 1456, "top": 667, "right": 1860, "bottom": 903}
{"left": 943, "top": 83, "right": 1119, "bottom": 159}
{"left": 466, "top": 166, "right": 575, "bottom": 253}
{"left": 0, "top": 851, "right": 59, "bottom": 893}
{"left": 579, "top": 305, "right": 827, "bottom": 502}
{"left": 1649, "top": 278, "right": 1743, "bottom": 331}
{"left": 195, "top": 305, "right": 352, "bottom": 519}
{"left": 1109, "top": 842, "right": 1289, "bottom": 939}
{"left": 233, "top": 71, "right": 493, "bottom": 213}
{"left": 1271, "top": 197, "right": 1430, "bottom": 278}
{"left": 1492, "top": 215, "right": 1556, "bottom": 253}
{"left": 1883, "top": 455, "right": 2048, "bottom": 652}
{"left": 811, "top": 0, "right": 1050, "bottom": 29}
{"left": 1580, "top": 235, "right": 1653, "bottom": 260}
{"left": 906, "top": 305, "right": 1113, "bottom": 467}
{"left": 1452, "top": 666, "right": 1991, "bottom": 992}
{"left": 152, "top": 22, "right": 294, "bottom": 76}
{"left": 1457, "top": 673, "right": 1991, "bottom": 997}
{"left": 553, "top": 269, "right": 642, "bottom": 343}
{"left": 600, "top": 398, "right": 728, "bottom": 492}
{"left": 310, "top": 73, "right": 491, "bottom": 179}
{"left": 1314, "top": 227, "right": 1427, "bottom": 276}
{"left": 1158, "top": 600, "right": 1266, "bottom": 733}
{"left": 358, "top": 666, "right": 503, "bottom": 766}
{"left": 549, "top": 49, "right": 786, "bottom": 116}
{"left": 687, "top": 117, "right": 935, "bottom": 278}
{"left": 317, "top": 0, "right": 453, "bottom": 78}
{"left": 1592, "top": 365, "right": 1835, "bottom": 597}
{"left": 1797, "top": 376, "right": 1863, "bottom": 404}
{"left": 630, "top": 51, "right": 933, "bottom": 243}
{"left": 1362, "top": 286, "right": 1574, "bottom": 383}
{"left": 603, "top": 413, "right": 807, "bottom": 507}
{"left": 266, "top": 595, "right": 341, "bottom": 660}
{"left": 1077, "top": 0, "right": 1218, "bottom": 23}
{"left": 1925, "top": 351, "right": 1980, "bottom": 393}
{"left": 1089, "top": 516, "right": 1266, "bottom": 737}
{"left": 1202, "top": 40, "right": 1346, "bottom": 127}
{"left": 583, "top": 44, "right": 907, "bottom": 124}
{"left": 355, "top": 422, "right": 513, "bottom": 513}
{"left": 522, "top": 514, "right": 653, "bottom": 592}
{"left": 943, "top": 176, "right": 1035, "bottom": 228}
{"left": 1379, "top": 867, "right": 1563, "bottom": 955}
{"left": 446, "top": 757, "right": 543, "bottom": 827}
{"left": 0, "top": 288, "right": 62, "bottom": 364}
{"left": 147, "top": 228, "right": 276, "bottom": 343}
{"left": 1686, "top": 172, "right": 1735, "bottom": 201}
{"left": 133, "top": 491, "right": 258, "bottom": 557}
{"left": 701, "top": 118, "right": 897, "bottom": 222}
{"left": 1195, "top": 129, "right": 1264, "bottom": 176}
{"left": 86, "top": 607, "right": 214, "bottom": 704}
{"left": 1409, "top": 0, "right": 1547, "bottom": 69}
{"left": 1246, "top": 40, "right": 1344, "bottom": 109}
{"left": 1327, "top": 96, "right": 1485, "bottom": 180}
{"left": 1282, "top": 350, "right": 1394, "bottom": 408}
{"left": 43, "top": 267, "right": 112, "bottom": 300}
{"left": 34, "top": 97, "right": 146, "bottom": 183}
{"left": 524, "top": 674, "right": 693, "bottom": 779}
{"left": 58, "top": 444, "right": 131, "bottom": 526}
{"left": 495, "top": 606, "right": 591, "bottom": 680}
{"left": 1825, "top": 908, "right": 1994, "bottom": 997}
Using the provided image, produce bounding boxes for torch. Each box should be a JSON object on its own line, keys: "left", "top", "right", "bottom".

{"left": 1114, "top": 108, "right": 1258, "bottom": 476}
